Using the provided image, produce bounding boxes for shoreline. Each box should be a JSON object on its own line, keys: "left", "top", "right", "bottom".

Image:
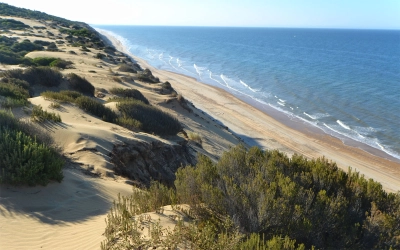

{"left": 97, "top": 28, "right": 400, "bottom": 193}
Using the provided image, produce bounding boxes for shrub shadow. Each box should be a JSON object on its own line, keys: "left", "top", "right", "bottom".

{"left": 0, "top": 169, "right": 113, "bottom": 225}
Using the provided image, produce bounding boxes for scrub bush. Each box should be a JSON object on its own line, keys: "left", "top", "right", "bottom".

{"left": 0, "top": 110, "right": 64, "bottom": 186}
{"left": 109, "top": 87, "right": 149, "bottom": 104}
{"left": 66, "top": 73, "right": 95, "bottom": 95}
{"left": 116, "top": 99, "right": 181, "bottom": 135}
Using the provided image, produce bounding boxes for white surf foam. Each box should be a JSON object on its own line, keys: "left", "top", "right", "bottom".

{"left": 304, "top": 112, "right": 316, "bottom": 120}
{"left": 209, "top": 71, "right": 224, "bottom": 86}
{"left": 337, "top": 120, "right": 351, "bottom": 130}
{"left": 277, "top": 101, "right": 285, "bottom": 106}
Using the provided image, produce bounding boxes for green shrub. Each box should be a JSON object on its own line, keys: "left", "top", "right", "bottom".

{"left": 49, "top": 102, "right": 61, "bottom": 109}
{"left": 162, "top": 81, "right": 172, "bottom": 90}
{"left": 49, "top": 58, "right": 73, "bottom": 69}
{"left": 174, "top": 145, "right": 400, "bottom": 249}
{"left": 0, "top": 110, "right": 64, "bottom": 186}
{"left": 109, "top": 87, "right": 149, "bottom": 104}
{"left": 0, "top": 127, "right": 64, "bottom": 186}
{"left": 41, "top": 90, "right": 82, "bottom": 102}
{"left": 188, "top": 132, "right": 202, "bottom": 144}
{"left": 24, "top": 66, "right": 63, "bottom": 86}
{"left": 0, "top": 97, "right": 29, "bottom": 108}
{"left": 117, "top": 63, "right": 137, "bottom": 73}
{"left": 137, "top": 68, "right": 160, "bottom": 83}
{"left": 80, "top": 45, "right": 90, "bottom": 52}
{"left": 33, "top": 40, "right": 51, "bottom": 46}
{"left": 46, "top": 43, "right": 58, "bottom": 51}
{"left": 75, "top": 96, "right": 117, "bottom": 122}
{"left": 31, "top": 105, "right": 62, "bottom": 122}
{"left": 0, "top": 78, "right": 31, "bottom": 108}
{"left": 116, "top": 116, "right": 142, "bottom": 130}
{"left": 0, "top": 49, "right": 22, "bottom": 64}
{"left": 11, "top": 39, "right": 43, "bottom": 53}
{"left": 66, "top": 73, "right": 95, "bottom": 96}
{"left": 95, "top": 53, "right": 105, "bottom": 59}
{"left": 0, "top": 109, "right": 18, "bottom": 129}
{"left": 31, "top": 56, "right": 58, "bottom": 66}
{"left": 0, "top": 81, "right": 30, "bottom": 100}
{"left": 0, "top": 18, "right": 30, "bottom": 30}
{"left": 2, "top": 67, "right": 63, "bottom": 87}
{"left": 31, "top": 56, "right": 73, "bottom": 69}
{"left": 116, "top": 99, "right": 181, "bottom": 135}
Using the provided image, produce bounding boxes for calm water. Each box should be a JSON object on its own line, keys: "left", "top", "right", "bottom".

{"left": 95, "top": 25, "right": 400, "bottom": 160}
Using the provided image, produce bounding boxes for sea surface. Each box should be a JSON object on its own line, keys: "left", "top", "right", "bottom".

{"left": 95, "top": 25, "right": 400, "bottom": 160}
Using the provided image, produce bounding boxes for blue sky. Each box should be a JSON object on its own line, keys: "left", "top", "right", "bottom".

{"left": 3, "top": 0, "right": 400, "bottom": 29}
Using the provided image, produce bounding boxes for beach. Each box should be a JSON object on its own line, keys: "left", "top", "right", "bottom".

{"left": 0, "top": 14, "right": 399, "bottom": 249}
{"left": 99, "top": 29, "right": 400, "bottom": 193}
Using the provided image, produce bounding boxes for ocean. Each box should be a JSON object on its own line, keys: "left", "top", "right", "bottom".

{"left": 95, "top": 25, "right": 400, "bottom": 161}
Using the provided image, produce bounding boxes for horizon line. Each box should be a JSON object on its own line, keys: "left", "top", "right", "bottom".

{"left": 90, "top": 24, "right": 400, "bottom": 31}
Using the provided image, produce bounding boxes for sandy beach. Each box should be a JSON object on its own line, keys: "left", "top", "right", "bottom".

{"left": 98, "top": 29, "right": 400, "bottom": 193}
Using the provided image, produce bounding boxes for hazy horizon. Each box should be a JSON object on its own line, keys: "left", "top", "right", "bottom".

{"left": 2, "top": 0, "right": 400, "bottom": 30}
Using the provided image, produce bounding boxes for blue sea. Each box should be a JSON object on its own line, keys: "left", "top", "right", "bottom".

{"left": 95, "top": 25, "right": 400, "bottom": 161}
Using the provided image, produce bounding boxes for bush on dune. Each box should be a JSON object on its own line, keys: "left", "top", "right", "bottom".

{"left": 66, "top": 73, "right": 95, "bottom": 96}
{"left": 102, "top": 144, "right": 400, "bottom": 249}
{"left": 174, "top": 145, "right": 400, "bottom": 249}
{"left": 31, "top": 56, "right": 58, "bottom": 66}
{"left": 116, "top": 98, "right": 181, "bottom": 135}
{"left": 31, "top": 105, "right": 61, "bottom": 122}
{"left": 1, "top": 67, "right": 63, "bottom": 87}
{"left": 0, "top": 79, "right": 30, "bottom": 108}
{"left": 117, "top": 63, "right": 137, "bottom": 73}
{"left": 0, "top": 110, "right": 64, "bottom": 186}
{"left": 109, "top": 87, "right": 149, "bottom": 104}
{"left": 75, "top": 96, "right": 117, "bottom": 122}
{"left": 41, "top": 90, "right": 82, "bottom": 103}
{"left": 0, "top": 17, "right": 30, "bottom": 30}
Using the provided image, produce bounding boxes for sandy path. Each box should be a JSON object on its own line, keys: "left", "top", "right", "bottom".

{"left": 99, "top": 29, "right": 400, "bottom": 193}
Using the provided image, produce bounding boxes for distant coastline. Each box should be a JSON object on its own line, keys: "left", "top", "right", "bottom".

{"left": 97, "top": 27, "right": 400, "bottom": 192}
{"left": 95, "top": 26, "right": 400, "bottom": 164}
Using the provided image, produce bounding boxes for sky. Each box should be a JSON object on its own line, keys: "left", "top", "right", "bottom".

{"left": 2, "top": 0, "right": 400, "bottom": 29}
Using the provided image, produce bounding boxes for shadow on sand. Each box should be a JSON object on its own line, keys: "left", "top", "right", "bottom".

{"left": 0, "top": 169, "right": 113, "bottom": 225}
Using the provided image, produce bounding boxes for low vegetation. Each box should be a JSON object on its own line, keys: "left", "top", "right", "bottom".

{"left": 75, "top": 96, "right": 117, "bottom": 122}
{"left": 1, "top": 67, "right": 63, "bottom": 87}
{"left": 0, "top": 2, "right": 75, "bottom": 27}
{"left": 117, "top": 63, "right": 137, "bottom": 73}
{"left": 0, "top": 17, "right": 30, "bottom": 30}
{"left": 0, "top": 36, "right": 44, "bottom": 65}
{"left": 137, "top": 68, "right": 160, "bottom": 83}
{"left": 188, "top": 132, "right": 202, "bottom": 144}
{"left": 66, "top": 73, "right": 95, "bottom": 96}
{"left": 116, "top": 98, "right": 182, "bottom": 135}
{"left": 102, "top": 145, "right": 400, "bottom": 249}
{"left": 30, "top": 57, "right": 73, "bottom": 69}
{"left": 31, "top": 105, "right": 62, "bottom": 122}
{"left": 41, "top": 90, "right": 83, "bottom": 103}
{"left": 0, "top": 78, "right": 30, "bottom": 107}
{"left": 0, "top": 110, "right": 64, "bottom": 186}
{"left": 109, "top": 87, "right": 149, "bottom": 104}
